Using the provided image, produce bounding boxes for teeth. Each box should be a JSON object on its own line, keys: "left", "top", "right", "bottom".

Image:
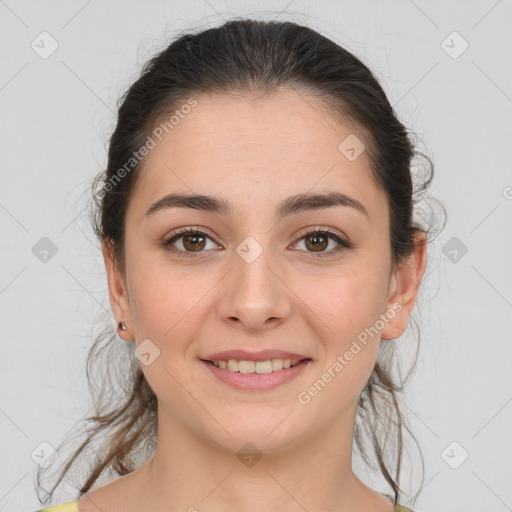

{"left": 211, "top": 358, "right": 302, "bottom": 373}
{"left": 272, "top": 359, "right": 283, "bottom": 371}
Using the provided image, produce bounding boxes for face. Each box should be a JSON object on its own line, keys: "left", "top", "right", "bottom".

{"left": 104, "top": 88, "right": 426, "bottom": 454}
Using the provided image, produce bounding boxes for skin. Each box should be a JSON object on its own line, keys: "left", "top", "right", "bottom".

{"left": 78, "top": 87, "right": 427, "bottom": 512}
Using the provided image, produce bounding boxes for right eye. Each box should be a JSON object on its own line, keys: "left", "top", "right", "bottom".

{"left": 161, "top": 227, "right": 221, "bottom": 258}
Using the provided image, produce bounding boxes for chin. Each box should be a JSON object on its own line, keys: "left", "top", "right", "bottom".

{"left": 203, "top": 416, "right": 306, "bottom": 456}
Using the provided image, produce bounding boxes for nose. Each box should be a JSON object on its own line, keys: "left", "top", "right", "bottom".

{"left": 216, "top": 246, "right": 292, "bottom": 333}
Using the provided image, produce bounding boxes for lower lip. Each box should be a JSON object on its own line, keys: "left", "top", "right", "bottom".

{"left": 201, "top": 359, "right": 312, "bottom": 390}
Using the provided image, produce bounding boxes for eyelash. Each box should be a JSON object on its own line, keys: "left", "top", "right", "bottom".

{"left": 161, "top": 226, "right": 352, "bottom": 259}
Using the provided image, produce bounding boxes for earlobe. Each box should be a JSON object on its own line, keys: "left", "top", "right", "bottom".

{"left": 381, "top": 231, "right": 428, "bottom": 341}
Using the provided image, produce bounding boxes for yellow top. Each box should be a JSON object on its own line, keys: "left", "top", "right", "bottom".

{"left": 34, "top": 503, "right": 80, "bottom": 512}
{"left": 34, "top": 500, "right": 415, "bottom": 512}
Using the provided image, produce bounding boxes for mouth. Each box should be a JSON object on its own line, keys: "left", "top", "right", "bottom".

{"left": 199, "top": 357, "right": 312, "bottom": 390}
{"left": 200, "top": 357, "right": 311, "bottom": 373}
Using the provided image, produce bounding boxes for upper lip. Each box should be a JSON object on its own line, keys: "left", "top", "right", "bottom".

{"left": 201, "top": 349, "right": 311, "bottom": 362}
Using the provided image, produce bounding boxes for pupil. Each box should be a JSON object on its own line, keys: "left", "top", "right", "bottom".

{"left": 307, "top": 234, "right": 327, "bottom": 251}
{"left": 185, "top": 234, "right": 204, "bottom": 250}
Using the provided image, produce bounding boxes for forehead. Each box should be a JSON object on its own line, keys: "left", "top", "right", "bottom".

{"left": 127, "top": 88, "right": 387, "bottom": 221}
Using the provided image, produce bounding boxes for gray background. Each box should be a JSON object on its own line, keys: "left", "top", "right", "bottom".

{"left": 1, "top": 1, "right": 511, "bottom": 511}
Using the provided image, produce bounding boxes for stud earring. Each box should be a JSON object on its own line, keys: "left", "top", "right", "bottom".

{"left": 118, "top": 321, "right": 127, "bottom": 331}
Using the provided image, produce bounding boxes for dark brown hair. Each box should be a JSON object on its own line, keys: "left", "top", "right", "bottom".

{"left": 36, "top": 17, "right": 442, "bottom": 507}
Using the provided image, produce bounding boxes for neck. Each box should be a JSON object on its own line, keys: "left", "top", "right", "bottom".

{"left": 129, "top": 402, "right": 392, "bottom": 512}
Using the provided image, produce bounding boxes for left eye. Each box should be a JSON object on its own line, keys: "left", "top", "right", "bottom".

{"left": 292, "top": 228, "right": 351, "bottom": 257}
{"left": 162, "top": 227, "right": 351, "bottom": 258}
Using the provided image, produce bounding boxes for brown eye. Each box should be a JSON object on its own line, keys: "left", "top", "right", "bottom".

{"left": 294, "top": 227, "right": 352, "bottom": 257}
{"left": 181, "top": 232, "right": 206, "bottom": 251}
{"left": 162, "top": 228, "right": 219, "bottom": 257}
{"left": 304, "top": 232, "right": 329, "bottom": 252}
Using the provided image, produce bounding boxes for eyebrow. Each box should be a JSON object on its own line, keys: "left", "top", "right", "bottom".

{"left": 144, "top": 191, "right": 369, "bottom": 219}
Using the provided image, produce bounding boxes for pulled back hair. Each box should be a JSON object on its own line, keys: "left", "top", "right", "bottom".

{"left": 36, "top": 17, "right": 441, "bottom": 507}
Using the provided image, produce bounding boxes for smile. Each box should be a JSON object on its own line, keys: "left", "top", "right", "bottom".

{"left": 205, "top": 358, "right": 305, "bottom": 373}
{"left": 200, "top": 358, "right": 312, "bottom": 390}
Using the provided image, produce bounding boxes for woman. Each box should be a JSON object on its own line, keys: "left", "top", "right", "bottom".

{"left": 35, "top": 18, "right": 435, "bottom": 512}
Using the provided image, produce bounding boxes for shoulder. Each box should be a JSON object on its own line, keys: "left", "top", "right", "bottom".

{"left": 33, "top": 501, "right": 80, "bottom": 512}
{"left": 394, "top": 505, "right": 416, "bottom": 512}
{"left": 33, "top": 498, "right": 414, "bottom": 512}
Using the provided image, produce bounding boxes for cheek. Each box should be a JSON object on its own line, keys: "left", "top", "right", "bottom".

{"left": 126, "top": 261, "right": 207, "bottom": 405}
{"left": 125, "top": 245, "right": 183, "bottom": 341}
{"left": 126, "top": 249, "right": 218, "bottom": 353}
{"left": 300, "top": 264, "right": 389, "bottom": 399}
{"left": 299, "top": 269, "right": 388, "bottom": 408}
{"left": 297, "top": 261, "right": 390, "bottom": 344}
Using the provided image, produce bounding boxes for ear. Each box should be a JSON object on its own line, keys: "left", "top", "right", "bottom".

{"left": 381, "top": 230, "right": 428, "bottom": 340}
{"left": 102, "top": 238, "right": 133, "bottom": 341}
